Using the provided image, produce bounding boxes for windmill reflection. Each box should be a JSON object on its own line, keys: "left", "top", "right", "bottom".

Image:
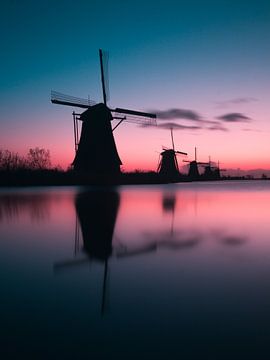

{"left": 54, "top": 188, "right": 120, "bottom": 315}
{"left": 162, "top": 191, "right": 176, "bottom": 238}
{"left": 75, "top": 190, "right": 119, "bottom": 260}
{"left": 117, "top": 191, "right": 201, "bottom": 259}
{"left": 54, "top": 189, "right": 201, "bottom": 314}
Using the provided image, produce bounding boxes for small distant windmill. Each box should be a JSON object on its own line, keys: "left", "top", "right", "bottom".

{"left": 200, "top": 156, "right": 225, "bottom": 180}
{"left": 51, "top": 49, "right": 156, "bottom": 176}
{"left": 183, "top": 147, "right": 208, "bottom": 180}
{"left": 215, "top": 161, "right": 227, "bottom": 179}
{"left": 157, "top": 128, "right": 187, "bottom": 179}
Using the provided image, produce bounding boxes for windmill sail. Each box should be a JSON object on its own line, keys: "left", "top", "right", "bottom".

{"left": 51, "top": 91, "right": 96, "bottom": 108}
{"left": 99, "top": 49, "right": 110, "bottom": 105}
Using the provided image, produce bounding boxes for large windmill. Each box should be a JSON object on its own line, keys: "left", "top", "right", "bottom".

{"left": 51, "top": 49, "right": 156, "bottom": 176}
{"left": 157, "top": 128, "right": 187, "bottom": 180}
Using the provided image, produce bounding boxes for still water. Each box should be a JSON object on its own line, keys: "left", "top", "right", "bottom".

{"left": 1, "top": 181, "right": 270, "bottom": 359}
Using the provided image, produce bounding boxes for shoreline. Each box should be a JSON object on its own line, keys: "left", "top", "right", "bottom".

{"left": 0, "top": 169, "right": 268, "bottom": 188}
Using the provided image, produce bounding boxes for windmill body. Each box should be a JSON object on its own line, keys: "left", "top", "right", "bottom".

{"left": 158, "top": 149, "right": 180, "bottom": 179}
{"left": 157, "top": 129, "right": 187, "bottom": 181}
{"left": 183, "top": 147, "right": 208, "bottom": 180}
{"left": 73, "top": 103, "right": 122, "bottom": 175}
{"left": 188, "top": 161, "right": 200, "bottom": 179}
{"left": 201, "top": 157, "right": 222, "bottom": 180}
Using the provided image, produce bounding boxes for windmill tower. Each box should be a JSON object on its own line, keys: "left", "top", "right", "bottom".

{"left": 51, "top": 49, "right": 156, "bottom": 177}
{"left": 157, "top": 128, "right": 187, "bottom": 180}
{"left": 200, "top": 156, "right": 224, "bottom": 180}
{"left": 183, "top": 147, "right": 208, "bottom": 180}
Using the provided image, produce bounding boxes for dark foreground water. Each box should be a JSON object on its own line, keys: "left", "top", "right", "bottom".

{"left": 1, "top": 181, "right": 270, "bottom": 359}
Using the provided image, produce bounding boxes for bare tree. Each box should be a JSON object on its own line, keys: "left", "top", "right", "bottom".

{"left": 26, "top": 147, "right": 51, "bottom": 170}
{"left": 0, "top": 149, "right": 26, "bottom": 171}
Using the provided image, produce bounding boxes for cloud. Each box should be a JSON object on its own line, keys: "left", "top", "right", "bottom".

{"left": 158, "top": 122, "right": 201, "bottom": 130}
{"left": 152, "top": 108, "right": 202, "bottom": 121}
{"left": 141, "top": 120, "right": 230, "bottom": 132}
{"left": 242, "top": 128, "right": 261, "bottom": 132}
{"left": 215, "top": 97, "right": 258, "bottom": 108}
{"left": 216, "top": 112, "right": 251, "bottom": 122}
{"left": 207, "top": 124, "right": 228, "bottom": 131}
{"left": 141, "top": 122, "right": 201, "bottom": 130}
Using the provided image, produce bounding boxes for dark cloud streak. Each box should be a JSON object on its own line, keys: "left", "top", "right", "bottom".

{"left": 152, "top": 108, "right": 202, "bottom": 121}
{"left": 216, "top": 113, "right": 251, "bottom": 123}
{"left": 141, "top": 122, "right": 202, "bottom": 130}
{"left": 215, "top": 97, "right": 258, "bottom": 108}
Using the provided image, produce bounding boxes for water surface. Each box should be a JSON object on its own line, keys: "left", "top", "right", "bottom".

{"left": 1, "top": 181, "right": 270, "bottom": 359}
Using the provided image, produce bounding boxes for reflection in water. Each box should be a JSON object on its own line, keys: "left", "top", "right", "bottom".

{"left": 220, "top": 235, "right": 247, "bottom": 246}
{"left": 210, "top": 229, "right": 248, "bottom": 247}
{"left": 55, "top": 188, "right": 120, "bottom": 314}
{"left": 2, "top": 181, "right": 270, "bottom": 358}
{"left": 0, "top": 193, "right": 51, "bottom": 221}
{"left": 76, "top": 189, "right": 120, "bottom": 261}
{"left": 120, "top": 190, "right": 201, "bottom": 256}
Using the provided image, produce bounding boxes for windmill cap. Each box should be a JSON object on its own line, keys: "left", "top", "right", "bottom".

{"left": 80, "top": 103, "right": 113, "bottom": 121}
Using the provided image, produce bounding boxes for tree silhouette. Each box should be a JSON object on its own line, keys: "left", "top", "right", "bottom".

{"left": 26, "top": 147, "right": 51, "bottom": 170}
{"left": 0, "top": 150, "right": 25, "bottom": 171}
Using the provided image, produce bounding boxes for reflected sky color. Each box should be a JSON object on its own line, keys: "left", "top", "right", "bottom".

{"left": 0, "top": 1, "right": 269, "bottom": 172}
{"left": 1, "top": 181, "right": 270, "bottom": 357}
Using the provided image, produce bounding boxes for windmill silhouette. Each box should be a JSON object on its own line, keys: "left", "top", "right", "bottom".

{"left": 51, "top": 49, "right": 156, "bottom": 177}
{"left": 54, "top": 189, "right": 120, "bottom": 316}
{"left": 183, "top": 147, "right": 208, "bottom": 180}
{"left": 200, "top": 156, "right": 225, "bottom": 180}
{"left": 157, "top": 128, "right": 187, "bottom": 180}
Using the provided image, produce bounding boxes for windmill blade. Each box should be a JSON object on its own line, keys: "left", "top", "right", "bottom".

{"left": 170, "top": 128, "right": 175, "bottom": 151}
{"left": 116, "top": 243, "right": 157, "bottom": 258}
{"left": 182, "top": 159, "right": 191, "bottom": 163}
{"left": 51, "top": 91, "right": 96, "bottom": 109}
{"left": 99, "top": 49, "right": 110, "bottom": 105}
{"left": 175, "top": 151, "right": 188, "bottom": 155}
{"left": 113, "top": 107, "right": 156, "bottom": 119}
{"left": 53, "top": 257, "right": 91, "bottom": 273}
{"left": 112, "top": 110, "right": 157, "bottom": 126}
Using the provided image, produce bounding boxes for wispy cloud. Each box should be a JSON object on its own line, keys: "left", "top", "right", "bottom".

{"left": 152, "top": 108, "right": 202, "bottom": 121}
{"left": 216, "top": 112, "right": 251, "bottom": 123}
{"left": 141, "top": 121, "right": 229, "bottom": 132}
{"left": 207, "top": 124, "right": 228, "bottom": 131}
{"left": 215, "top": 97, "right": 258, "bottom": 108}
{"left": 242, "top": 128, "right": 261, "bottom": 132}
{"left": 141, "top": 122, "right": 201, "bottom": 130}
{"left": 158, "top": 122, "right": 201, "bottom": 130}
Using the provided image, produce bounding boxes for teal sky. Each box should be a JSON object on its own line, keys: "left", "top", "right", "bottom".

{"left": 0, "top": 0, "right": 269, "bottom": 171}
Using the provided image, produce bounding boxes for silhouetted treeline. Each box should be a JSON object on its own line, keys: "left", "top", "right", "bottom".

{"left": 0, "top": 147, "right": 268, "bottom": 187}
{"left": 0, "top": 147, "right": 61, "bottom": 186}
{"left": 0, "top": 147, "right": 52, "bottom": 171}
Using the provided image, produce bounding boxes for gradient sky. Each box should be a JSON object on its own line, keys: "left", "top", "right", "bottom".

{"left": 0, "top": 0, "right": 269, "bottom": 172}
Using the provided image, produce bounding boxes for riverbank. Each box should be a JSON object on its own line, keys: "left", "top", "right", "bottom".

{"left": 0, "top": 169, "right": 266, "bottom": 187}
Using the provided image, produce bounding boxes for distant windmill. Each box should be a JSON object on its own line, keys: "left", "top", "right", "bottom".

{"left": 183, "top": 147, "right": 208, "bottom": 180}
{"left": 157, "top": 128, "right": 187, "bottom": 180}
{"left": 200, "top": 156, "right": 224, "bottom": 180}
{"left": 51, "top": 49, "right": 156, "bottom": 176}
